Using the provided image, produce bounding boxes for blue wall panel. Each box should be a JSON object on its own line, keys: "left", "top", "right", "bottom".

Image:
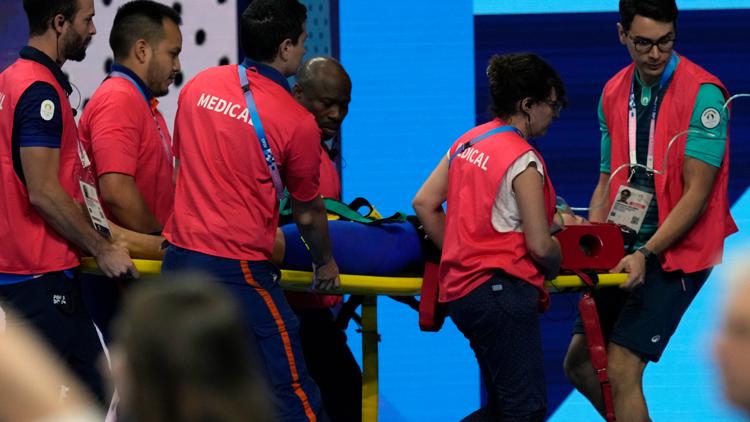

{"left": 0, "top": 0, "right": 28, "bottom": 71}
{"left": 474, "top": 0, "right": 750, "bottom": 15}
{"left": 339, "top": 2, "right": 477, "bottom": 215}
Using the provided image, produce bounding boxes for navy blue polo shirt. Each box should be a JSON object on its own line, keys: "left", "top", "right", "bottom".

{"left": 242, "top": 57, "right": 291, "bottom": 92}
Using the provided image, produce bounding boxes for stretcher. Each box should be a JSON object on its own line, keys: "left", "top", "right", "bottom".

{"left": 79, "top": 258, "right": 627, "bottom": 422}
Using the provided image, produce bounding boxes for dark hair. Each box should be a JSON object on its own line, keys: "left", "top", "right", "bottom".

{"left": 23, "top": 0, "right": 78, "bottom": 36}
{"left": 486, "top": 53, "right": 567, "bottom": 119}
{"left": 619, "top": 0, "right": 678, "bottom": 31}
{"left": 110, "top": 0, "right": 182, "bottom": 61}
{"left": 114, "top": 277, "right": 274, "bottom": 422}
{"left": 240, "top": 0, "right": 307, "bottom": 62}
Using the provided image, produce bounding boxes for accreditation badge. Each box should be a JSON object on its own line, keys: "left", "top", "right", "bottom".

{"left": 606, "top": 184, "right": 653, "bottom": 233}
{"left": 79, "top": 180, "right": 112, "bottom": 238}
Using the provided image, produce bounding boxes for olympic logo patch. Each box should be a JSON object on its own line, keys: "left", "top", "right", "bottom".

{"left": 40, "top": 99, "right": 55, "bottom": 121}
{"left": 700, "top": 107, "right": 721, "bottom": 129}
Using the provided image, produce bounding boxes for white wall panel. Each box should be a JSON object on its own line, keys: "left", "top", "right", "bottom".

{"left": 64, "top": 0, "right": 239, "bottom": 133}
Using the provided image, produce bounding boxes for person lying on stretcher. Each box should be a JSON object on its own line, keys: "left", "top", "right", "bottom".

{"left": 106, "top": 198, "right": 588, "bottom": 269}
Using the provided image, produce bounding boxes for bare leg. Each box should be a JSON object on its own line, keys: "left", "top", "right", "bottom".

{"left": 565, "top": 335, "right": 651, "bottom": 421}
{"left": 607, "top": 343, "right": 649, "bottom": 422}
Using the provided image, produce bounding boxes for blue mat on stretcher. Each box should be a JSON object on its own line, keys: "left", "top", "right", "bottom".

{"left": 281, "top": 220, "right": 424, "bottom": 276}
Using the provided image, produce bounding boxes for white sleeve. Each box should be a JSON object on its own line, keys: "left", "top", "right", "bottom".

{"left": 491, "top": 151, "right": 544, "bottom": 233}
{"left": 507, "top": 151, "right": 544, "bottom": 186}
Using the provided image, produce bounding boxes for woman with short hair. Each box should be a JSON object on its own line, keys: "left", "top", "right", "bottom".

{"left": 413, "top": 53, "right": 567, "bottom": 421}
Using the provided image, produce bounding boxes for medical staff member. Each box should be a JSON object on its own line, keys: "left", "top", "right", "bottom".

{"left": 0, "top": 0, "right": 135, "bottom": 403}
{"left": 413, "top": 53, "right": 566, "bottom": 421}
{"left": 161, "top": 1, "right": 339, "bottom": 421}
{"left": 564, "top": 1, "right": 735, "bottom": 420}
{"left": 288, "top": 56, "right": 361, "bottom": 422}
{"left": 77, "top": 0, "right": 182, "bottom": 341}
{"left": 79, "top": 0, "right": 181, "bottom": 233}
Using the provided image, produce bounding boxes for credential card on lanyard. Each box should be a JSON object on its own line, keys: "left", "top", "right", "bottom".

{"left": 238, "top": 65, "right": 286, "bottom": 201}
{"left": 75, "top": 126, "right": 111, "bottom": 238}
{"left": 79, "top": 180, "right": 112, "bottom": 238}
{"left": 606, "top": 184, "right": 653, "bottom": 233}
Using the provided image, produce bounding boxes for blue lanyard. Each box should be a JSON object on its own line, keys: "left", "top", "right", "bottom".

{"left": 238, "top": 64, "right": 286, "bottom": 201}
{"left": 448, "top": 125, "right": 524, "bottom": 164}
{"left": 110, "top": 71, "right": 173, "bottom": 164}
{"left": 627, "top": 53, "right": 678, "bottom": 171}
{"left": 110, "top": 70, "right": 149, "bottom": 102}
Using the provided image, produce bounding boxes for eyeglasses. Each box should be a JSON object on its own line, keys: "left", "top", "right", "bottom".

{"left": 627, "top": 33, "right": 676, "bottom": 54}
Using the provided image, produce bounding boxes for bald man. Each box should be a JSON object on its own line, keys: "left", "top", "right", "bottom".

{"left": 286, "top": 57, "right": 361, "bottom": 422}
{"left": 715, "top": 263, "right": 750, "bottom": 416}
{"left": 293, "top": 56, "right": 351, "bottom": 200}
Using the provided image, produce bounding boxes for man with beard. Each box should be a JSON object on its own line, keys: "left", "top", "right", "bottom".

{"left": 0, "top": 0, "right": 136, "bottom": 404}
{"left": 77, "top": 0, "right": 182, "bottom": 341}
{"left": 286, "top": 56, "right": 361, "bottom": 422}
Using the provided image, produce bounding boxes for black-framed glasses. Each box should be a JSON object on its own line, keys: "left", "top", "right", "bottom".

{"left": 627, "top": 33, "right": 676, "bottom": 53}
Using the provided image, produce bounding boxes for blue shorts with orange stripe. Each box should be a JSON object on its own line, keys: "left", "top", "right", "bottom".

{"left": 163, "top": 245, "right": 325, "bottom": 422}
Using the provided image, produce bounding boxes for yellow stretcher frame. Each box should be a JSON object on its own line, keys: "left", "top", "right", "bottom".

{"left": 80, "top": 258, "right": 627, "bottom": 422}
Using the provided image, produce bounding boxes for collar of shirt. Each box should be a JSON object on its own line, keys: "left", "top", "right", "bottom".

{"left": 321, "top": 140, "right": 339, "bottom": 160}
{"left": 19, "top": 46, "right": 72, "bottom": 95}
{"left": 241, "top": 57, "right": 291, "bottom": 92}
{"left": 634, "top": 54, "right": 680, "bottom": 105}
{"left": 110, "top": 63, "right": 156, "bottom": 108}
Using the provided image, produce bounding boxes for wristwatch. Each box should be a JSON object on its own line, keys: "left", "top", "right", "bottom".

{"left": 637, "top": 246, "right": 655, "bottom": 260}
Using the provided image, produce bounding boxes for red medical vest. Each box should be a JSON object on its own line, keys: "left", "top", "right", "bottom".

{"left": 601, "top": 55, "right": 737, "bottom": 273}
{"left": 439, "top": 119, "right": 556, "bottom": 310}
{"left": 0, "top": 59, "right": 80, "bottom": 273}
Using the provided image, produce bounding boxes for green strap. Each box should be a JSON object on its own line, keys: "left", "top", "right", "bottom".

{"left": 280, "top": 195, "right": 292, "bottom": 216}
{"left": 278, "top": 196, "right": 407, "bottom": 224}
{"left": 323, "top": 198, "right": 407, "bottom": 224}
